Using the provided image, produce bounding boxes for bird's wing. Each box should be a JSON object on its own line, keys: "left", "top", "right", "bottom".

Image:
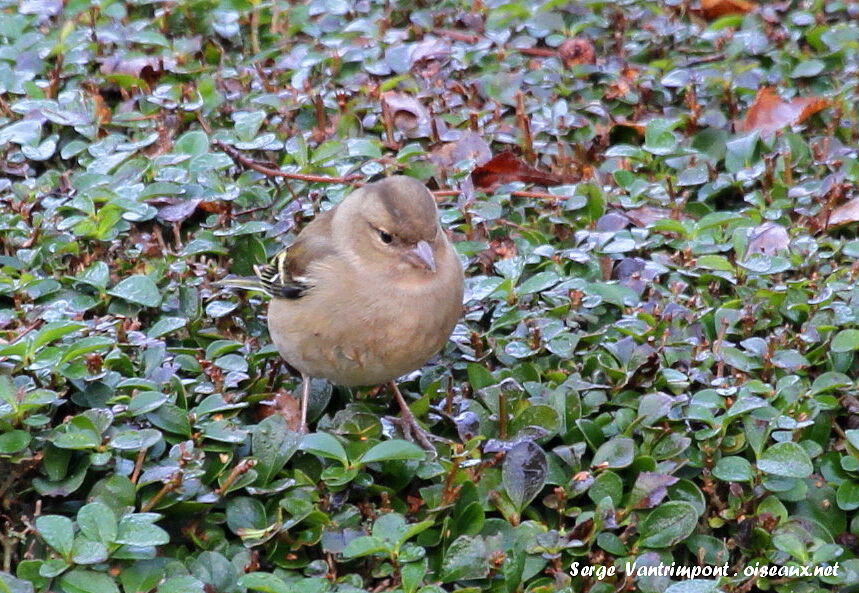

{"left": 253, "top": 209, "right": 337, "bottom": 300}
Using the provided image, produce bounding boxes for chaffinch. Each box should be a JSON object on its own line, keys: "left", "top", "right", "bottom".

{"left": 219, "top": 176, "right": 464, "bottom": 448}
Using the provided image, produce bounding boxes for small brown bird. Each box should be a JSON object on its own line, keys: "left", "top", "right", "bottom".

{"left": 219, "top": 176, "right": 464, "bottom": 447}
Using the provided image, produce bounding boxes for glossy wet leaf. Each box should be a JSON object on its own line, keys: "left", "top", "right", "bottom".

{"left": 35, "top": 515, "right": 74, "bottom": 558}
{"left": 502, "top": 441, "right": 547, "bottom": 512}
{"left": 107, "top": 275, "right": 161, "bottom": 308}
{"left": 637, "top": 502, "right": 699, "bottom": 548}
{"left": 758, "top": 442, "right": 814, "bottom": 478}
{"left": 359, "top": 440, "right": 425, "bottom": 464}
{"left": 592, "top": 437, "right": 635, "bottom": 469}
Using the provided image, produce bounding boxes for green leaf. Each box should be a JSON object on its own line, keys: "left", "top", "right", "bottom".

{"left": 502, "top": 441, "right": 547, "bottom": 512}
{"left": 127, "top": 392, "right": 168, "bottom": 416}
{"left": 664, "top": 580, "right": 722, "bottom": 593}
{"left": 372, "top": 512, "right": 408, "bottom": 543}
{"left": 440, "top": 535, "right": 489, "bottom": 582}
{"left": 592, "top": 437, "right": 635, "bottom": 469}
{"left": 115, "top": 515, "right": 169, "bottom": 547}
{"left": 643, "top": 117, "right": 680, "bottom": 155}
{"left": 146, "top": 317, "right": 187, "bottom": 339}
{"left": 174, "top": 130, "right": 210, "bottom": 155}
{"left": 77, "top": 502, "right": 117, "bottom": 544}
{"left": 837, "top": 481, "right": 859, "bottom": 511}
{"left": 832, "top": 329, "right": 859, "bottom": 352}
{"left": 107, "top": 275, "right": 162, "bottom": 307}
{"left": 109, "top": 429, "right": 162, "bottom": 451}
{"left": 0, "top": 430, "right": 30, "bottom": 454}
{"left": 758, "top": 442, "right": 814, "bottom": 478}
{"left": 71, "top": 538, "right": 109, "bottom": 564}
{"left": 156, "top": 575, "right": 206, "bottom": 593}
{"left": 712, "top": 456, "right": 753, "bottom": 482}
{"left": 0, "top": 571, "right": 34, "bottom": 593}
{"left": 341, "top": 535, "right": 388, "bottom": 558}
{"left": 466, "top": 363, "right": 496, "bottom": 390}
{"left": 30, "top": 321, "right": 86, "bottom": 351}
{"left": 298, "top": 432, "right": 348, "bottom": 465}
{"left": 791, "top": 59, "right": 825, "bottom": 78}
{"left": 589, "top": 470, "right": 623, "bottom": 506}
{"left": 226, "top": 497, "right": 267, "bottom": 535}
{"left": 119, "top": 559, "right": 170, "bottom": 593}
{"left": 638, "top": 501, "right": 699, "bottom": 548}
{"left": 35, "top": 515, "right": 74, "bottom": 558}
{"left": 58, "top": 569, "right": 120, "bottom": 593}
{"left": 401, "top": 558, "right": 427, "bottom": 593}
{"left": 237, "top": 573, "right": 291, "bottom": 593}
{"left": 359, "top": 440, "right": 425, "bottom": 464}
{"left": 252, "top": 415, "right": 300, "bottom": 485}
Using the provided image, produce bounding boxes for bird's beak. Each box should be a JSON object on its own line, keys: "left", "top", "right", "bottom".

{"left": 405, "top": 240, "right": 436, "bottom": 272}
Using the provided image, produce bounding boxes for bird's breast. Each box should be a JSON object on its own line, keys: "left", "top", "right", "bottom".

{"left": 266, "top": 266, "right": 461, "bottom": 387}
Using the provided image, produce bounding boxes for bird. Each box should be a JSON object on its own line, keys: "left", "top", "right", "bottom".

{"left": 217, "top": 176, "right": 464, "bottom": 449}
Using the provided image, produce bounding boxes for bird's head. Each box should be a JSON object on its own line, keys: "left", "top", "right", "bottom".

{"left": 336, "top": 176, "right": 442, "bottom": 275}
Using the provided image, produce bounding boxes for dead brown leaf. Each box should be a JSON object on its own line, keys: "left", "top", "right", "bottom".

{"left": 828, "top": 198, "right": 859, "bottom": 227}
{"left": 623, "top": 206, "right": 678, "bottom": 228}
{"left": 745, "top": 222, "right": 789, "bottom": 256}
{"left": 99, "top": 55, "right": 174, "bottom": 87}
{"left": 255, "top": 390, "right": 301, "bottom": 431}
{"left": 381, "top": 92, "right": 431, "bottom": 134}
{"left": 430, "top": 131, "right": 493, "bottom": 171}
{"left": 604, "top": 66, "right": 639, "bottom": 101}
{"left": 471, "top": 151, "right": 567, "bottom": 190}
{"left": 558, "top": 38, "right": 596, "bottom": 67}
{"left": 698, "top": 0, "right": 757, "bottom": 20}
{"left": 738, "top": 87, "right": 828, "bottom": 136}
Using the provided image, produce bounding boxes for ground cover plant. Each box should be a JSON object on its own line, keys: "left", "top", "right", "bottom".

{"left": 1, "top": 0, "right": 859, "bottom": 592}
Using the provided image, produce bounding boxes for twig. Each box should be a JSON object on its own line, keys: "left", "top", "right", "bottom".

{"left": 515, "top": 92, "right": 535, "bottom": 163}
{"left": 214, "top": 459, "right": 257, "bottom": 496}
{"left": 511, "top": 189, "right": 564, "bottom": 200}
{"left": 5, "top": 319, "right": 44, "bottom": 345}
{"left": 131, "top": 448, "right": 147, "bottom": 484}
{"left": 213, "top": 140, "right": 362, "bottom": 184}
{"left": 141, "top": 472, "right": 182, "bottom": 512}
{"left": 233, "top": 204, "right": 272, "bottom": 217}
{"left": 517, "top": 47, "right": 557, "bottom": 58}
{"left": 431, "top": 28, "right": 480, "bottom": 44}
{"left": 680, "top": 53, "right": 726, "bottom": 67}
{"left": 433, "top": 188, "right": 570, "bottom": 201}
{"left": 1, "top": 532, "right": 13, "bottom": 573}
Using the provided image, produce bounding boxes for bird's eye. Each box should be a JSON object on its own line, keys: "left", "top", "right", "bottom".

{"left": 378, "top": 230, "right": 393, "bottom": 244}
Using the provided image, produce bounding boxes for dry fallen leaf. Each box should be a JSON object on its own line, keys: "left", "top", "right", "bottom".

{"left": 558, "top": 37, "right": 596, "bottom": 67}
{"left": 430, "top": 131, "right": 492, "bottom": 170}
{"left": 612, "top": 119, "right": 646, "bottom": 135}
{"left": 699, "top": 0, "right": 756, "bottom": 20}
{"left": 381, "top": 92, "right": 431, "bottom": 134}
{"left": 604, "top": 66, "right": 639, "bottom": 101}
{"left": 255, "top": 389, "right": 301, "bottom": 431}
{"left": 471, "top": 151, "right": 566, "bottom": 190}
{"left": 150, "top": 197, "right": 227, "bottom": 223}
{"left": 623, "top": 206, "right": 677, "bottom": 228}
{"left": 746, "top": 222, "right": 789, "bottom": 256}
{"left": 828, "top": 198, "right": 859, "bottom": 227}
{"left": 738, "top": 87, "right": 828, "bottom": 136}
{"left": 99, "top": 55, "right": 174, "bottom": 86}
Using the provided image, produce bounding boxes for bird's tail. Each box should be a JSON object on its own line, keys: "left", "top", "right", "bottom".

{"left": 213, "top": 276, "right": 271, "bottom": 295}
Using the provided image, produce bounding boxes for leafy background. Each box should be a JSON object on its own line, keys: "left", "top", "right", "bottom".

{"left": 1, "top": 0, "right": 859, "bottom": 592}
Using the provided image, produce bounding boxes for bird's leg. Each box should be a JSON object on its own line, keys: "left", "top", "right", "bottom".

{"left": 299, "top": 375, "right": 310, "bottom": 434}
{"left": 388, "top": 381, "right": 435, "bottom": 452}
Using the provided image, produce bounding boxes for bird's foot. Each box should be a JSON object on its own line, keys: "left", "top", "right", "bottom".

{"left": 392, "top": 413, "right": 437, "bottom": 452}
{"left": 387, "top": 381, "right": 450, "bottom": 453}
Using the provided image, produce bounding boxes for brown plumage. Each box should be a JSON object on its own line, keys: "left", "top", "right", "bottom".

{"left": 220, "top": 176, "right": 464, "bottom": 447}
